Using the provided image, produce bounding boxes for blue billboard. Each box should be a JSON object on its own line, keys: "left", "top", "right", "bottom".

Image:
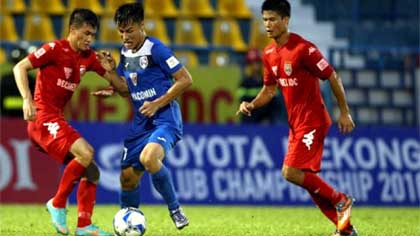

{"left": 70, "top": 123, "right": 419, "bottom": 206}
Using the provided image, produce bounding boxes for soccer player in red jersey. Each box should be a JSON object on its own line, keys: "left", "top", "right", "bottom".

{"left": 237, "top": 1, "right": 357, "bottom": 236}
{"left": 13, "top": 9, "right": 123, "bottom": 236}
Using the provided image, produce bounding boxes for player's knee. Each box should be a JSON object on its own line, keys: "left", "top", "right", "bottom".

{"left": 79, "top": 146, "right": 95, "bottom": 163}
{"left": 84, "top": 163, "right": 100, "bottom": 182}
{"left": 282, "top": 167, "right": 295, "bottom": 182}
{"left": 120, "top": 175, "right": 138, "bottom": 190}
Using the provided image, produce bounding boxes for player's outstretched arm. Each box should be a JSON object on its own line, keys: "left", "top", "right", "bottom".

{"left": 328, "top": 71, "right": 355, "bottom": 134}
{"left": 13, "top": 57, "right": 37, "bottom": 121}
{"left": 236, "top": 85, "right": 277, "bottom": 116}
{"left": 139, "top": 66, "right": 192, "bottom": 117}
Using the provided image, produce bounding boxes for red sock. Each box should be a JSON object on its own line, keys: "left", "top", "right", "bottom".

{"left": 310, "top": 192, "right": 338, "bottom": 225}
{"left": 302, "top": 172, "right": 344, "bottom": 205}
{"left": 77, "top": 179, "right": 97, "bottom": 228}
{"left": 53, "top": 160, "right": 86, "bottom": 208}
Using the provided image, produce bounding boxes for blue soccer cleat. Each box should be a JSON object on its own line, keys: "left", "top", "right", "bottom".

{"left": 170, "top": 207, "right": 189, "bottom": 230}
{"left": 46, "top": 198, "right": 69, "bottom": 235}
{"left": 75, "top": 224, "right": 113, "bottom": 236}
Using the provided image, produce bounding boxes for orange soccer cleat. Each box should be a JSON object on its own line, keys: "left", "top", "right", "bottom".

{"left": 336, "top": 195, "right": 355, "bottom": 231}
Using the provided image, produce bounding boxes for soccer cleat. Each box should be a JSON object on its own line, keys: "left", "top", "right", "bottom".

{"left": 75, "top": 224, "right": 113, "bottom": 236}
{"left": 332, "top": 225, "right": 358, "bottom": 236}
{"left": 170, "top": 207, "right": 189, "bottom": 230}
{"left": 46, "top": 198, "right": 69, "bottom": 235}
{"left": 336, "top": 195, "right": 355, "bottom": 231}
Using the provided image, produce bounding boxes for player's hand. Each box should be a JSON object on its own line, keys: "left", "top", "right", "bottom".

{"left": 139, "top": 100, "right": 160, "bottom": 117}
{"left": 236, "top": 101, "right": 254, "bottom": 116}
{"left": 91, "top": 86, "right": 115, "bottom": 97}
{"left": 97, "top": 50, "right": 116, "bottom": 72}
{"left": 338, "top": 113, "right": 355, "bottom": 134}
{"left": 22, "top": 98, "right": 37, "bottom": 121}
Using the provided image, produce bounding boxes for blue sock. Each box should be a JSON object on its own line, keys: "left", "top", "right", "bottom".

{"left": 151, "top": 165, "right": 179, "bottom": 211}
{"left": 120, "top": 185, "right": 140, "bottom": 209}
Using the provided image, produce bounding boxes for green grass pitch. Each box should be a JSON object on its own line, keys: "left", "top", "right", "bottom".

{"left": 0, "top": 204, "right": 419, "bottom": 236}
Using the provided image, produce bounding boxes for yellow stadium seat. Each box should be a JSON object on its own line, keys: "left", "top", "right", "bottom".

{"left": 249, "top": 17, "right": 273, "bottom": 50}
{"left": 67, "top": 0, "right": 104, "bottom": 15}
{"left": 99, "top": 15, "right": 120, "bottom": 43}
{"left": 144, "top": 17, "right": 171, "bottom": 45}
{"left": 0, "top": 0, "right": 26, "bottom": 14}
{"left": 0, "top": 14, "right": 19, "bottom": 41}
{"left": 24, "top": 14, "right": 56, "bottom": 42}
{"left": 0, "top": 47, "right": 6, "bottom": 64}
{"left": 174, "top": 50, "right": 199, "bottom": 67}
{"left": 31, "top": 0, "right": 66, "bottom": 15}
{"left": 212, "top": 18, "right": 247, "bottom": 52}
{"left": 209, "top": 51, "right": 232, "bottom": 67}
{"left": 144, "top": 0, "right": 178, "bottom": 18}
{"left": 217, "top": 0, "right": 252, "bottom": 18}
{"left": 179, "top": 0, "right": 215, "bottom": 18}
{"left": 174, "top": 18, "right": 208, "bottom": 47}
{"left": 104, "top": 0, "right": 137, "bottom": 15}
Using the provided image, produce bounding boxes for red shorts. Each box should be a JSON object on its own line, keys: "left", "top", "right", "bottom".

{"left": 283, "top": 125, "right": 330, "bottom": 172}
{"left": 28, "top": 113, "right": 80, "bottom": 163}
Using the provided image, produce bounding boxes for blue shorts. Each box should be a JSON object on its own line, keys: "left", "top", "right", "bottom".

{"left": 121, "top": 126, "right": 181, "bottom": 171}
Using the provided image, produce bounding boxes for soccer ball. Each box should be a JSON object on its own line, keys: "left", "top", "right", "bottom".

{"left": 113, "top": 207, "right": 147, "bottom": 236}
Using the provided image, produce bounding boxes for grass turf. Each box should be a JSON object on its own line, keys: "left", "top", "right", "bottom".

{"left": 0, "top": 204, "right": 419, "bottom": 236}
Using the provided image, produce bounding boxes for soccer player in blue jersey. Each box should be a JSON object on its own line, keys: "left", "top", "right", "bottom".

{"left": 96, "top": 2, "right": 192, "bottom": 230}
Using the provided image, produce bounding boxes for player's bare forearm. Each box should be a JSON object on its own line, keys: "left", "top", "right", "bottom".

{"left": 250, "top": 85, "right": 277, "bottom": 109}
{"left": 328, "top": 71, "right": 350, "bottom": 115}
{"left": 13, "top": 58, "right": 34, "bottom": 100}
{"left": 104, "top": 71, "right": 130, "bottom": 97}
{"left": 153, "top": 67, "right": 193, "bottom": 108}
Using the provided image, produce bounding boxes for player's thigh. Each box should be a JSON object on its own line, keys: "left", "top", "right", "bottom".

{"left": 28, "top": 115, "right": 81, "bottom": 163}
{"left": 284, "top": 125, "right": 330, "bottom": 172}
{"left": 120, "top": 166, "right": 144, "bottom": 189}
{"left": 69, "top": 137, "right": 94, "bottom": 166}
{"left": 142, "top": 126, "right": 180, "bottom": 160}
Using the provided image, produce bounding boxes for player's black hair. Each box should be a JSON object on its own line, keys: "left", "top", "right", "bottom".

{"left": 69, "top": 8, "right": 99, "bottom": 29}
{"left": 114, "top": 2, "right": 145, "bottom": 28}
{"left": 261, "top": 0, "right": 291, "bottom": 18}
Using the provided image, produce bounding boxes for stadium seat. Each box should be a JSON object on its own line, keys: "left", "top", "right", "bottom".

{"left": 0, "top": 14, "right": 19, "bottom": 41}
{"left": 217, "top": 0, "right": 252, "bottom": 18}
{"left": 0, "top": 0, "right": 26, "bottom": 14}
{"left": 209, "top": 51, "right": 231, "bottom": 66}
{"left": 174, "top": 18, "right": 208, "bottom": 47}
{"left": 249, "top": 17, "right": 273, "bottom": 50}
{"left": 0, "top": 47, "right": 6, "bottom": 64}
{"left": 24, "top": 14, "right": 56, "bottom": 42}
{"left": 212, "top": 18, "right": 247, "bottom": 52}
{"left": 144, "top": 17, "right": 171, "bottom": 45}
{"left": 67, "top": 0, "right": 104, "bottom": 15}
{"left": 173, "top": 50, "right": 199, "bottom": 67}
{"left": 179, "top": 0, "right": 215, "bottom": 18}
{"left": 30, "top": 0, "right": 66, "bottom": 15}
{"left": 104, "top": 0, "right": 136, "bottom": 15}
{"left": 144, "top": 0, "right": 178, "bottom": 18}
{"left": 99, "top": 15, "right": 120, "bottom": 43}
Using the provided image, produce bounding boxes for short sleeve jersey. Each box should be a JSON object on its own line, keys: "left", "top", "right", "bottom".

{"left": 27, "top": 39, "right": 105, "bottom": 113}
{"left": 116, "top": 37, "right": 183, "bottom": 139}
{"left": 262, "top": 33, "right": 333, "bottom": 131}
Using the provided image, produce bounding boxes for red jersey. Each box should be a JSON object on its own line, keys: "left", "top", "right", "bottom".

{"left": 262, "top": 33, "right": 333, "bottom": 131}
{"left": 28, "top": 39, "right": 105, "bottom": 114}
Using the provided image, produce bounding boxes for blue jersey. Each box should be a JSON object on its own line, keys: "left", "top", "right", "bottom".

{"left": 116, "top": 37, "right": 183, "bottom": 140}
